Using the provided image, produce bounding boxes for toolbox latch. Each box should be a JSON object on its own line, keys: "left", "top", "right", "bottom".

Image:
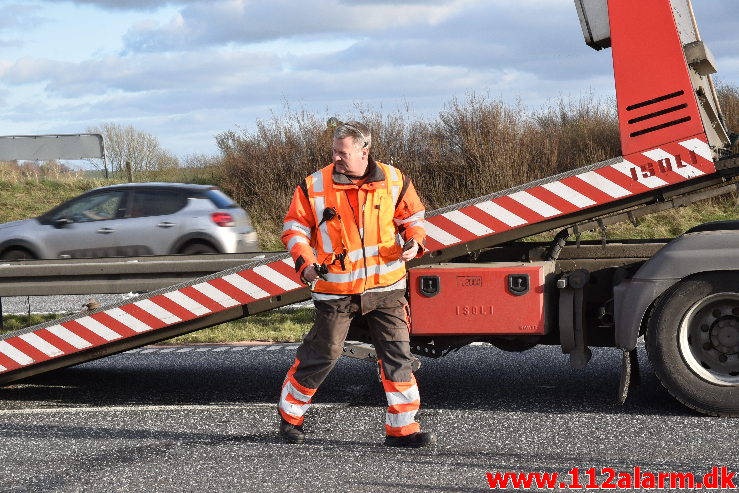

{"left": 507, "top": 274, "right": 530, "bottom": 296}
{"left": 419, "top": 275, "right": 440, "bottom": 297}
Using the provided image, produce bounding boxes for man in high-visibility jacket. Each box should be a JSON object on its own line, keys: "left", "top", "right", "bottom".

{"left": 278, "top": 120, "right": 436, "bottom": 448}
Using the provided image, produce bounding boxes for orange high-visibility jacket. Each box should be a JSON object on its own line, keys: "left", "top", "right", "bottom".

{"left": 282, "top": 159, "right": 427, "bottom": 295}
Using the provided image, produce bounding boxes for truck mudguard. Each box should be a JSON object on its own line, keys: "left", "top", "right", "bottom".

{"left": 614, "top": 223, "right": 739, "bottom": 350}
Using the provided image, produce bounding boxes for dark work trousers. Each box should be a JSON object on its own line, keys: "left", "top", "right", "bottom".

{"left": 278, "top": 289, "right": 422, "bottom": 436}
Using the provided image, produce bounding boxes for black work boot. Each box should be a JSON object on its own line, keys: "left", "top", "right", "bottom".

{"left": 279, "top": 418, "right": 305, "bottom": 444}
{"left": 384, "top": 431, "right": 437, "bottom": 448}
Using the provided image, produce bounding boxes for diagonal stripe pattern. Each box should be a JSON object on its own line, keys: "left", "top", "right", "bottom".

{"left": 0, "top": 136, "right": 716, "bottom": 379}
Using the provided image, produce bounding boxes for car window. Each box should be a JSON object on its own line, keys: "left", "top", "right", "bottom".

{"left": 52, "top": 191, "right": 126, "bottom": 223}
{"left": 130, "top": 190, "right": 186, "bottom": 217}
{"left": 205, "top": 189, "right": 237, "bottom": 209}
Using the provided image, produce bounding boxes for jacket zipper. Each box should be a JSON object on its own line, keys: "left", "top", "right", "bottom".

{"left": 344, "top": 189, "right": 368, "bottom": 291}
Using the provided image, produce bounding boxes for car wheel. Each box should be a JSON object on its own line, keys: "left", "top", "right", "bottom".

{"left": 0, "top": 248, "right": 37, "bottom": 261}
{"left": 646, "top": 272, "right": 739, "bottom": 417}
{"left": 179, "top": 243, "right": 218, "bottom": 255}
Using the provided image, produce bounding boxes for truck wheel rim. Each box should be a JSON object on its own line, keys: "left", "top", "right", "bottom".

{"left": 678, "top": 292, "right": 739, "bottom": 386}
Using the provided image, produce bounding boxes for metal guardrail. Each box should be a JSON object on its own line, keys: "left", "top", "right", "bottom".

{"left": 0, "top": 241, "right": 668, "bottom": 299}
{"left": 0, "top": 252, "right": 275, "bottom": 296}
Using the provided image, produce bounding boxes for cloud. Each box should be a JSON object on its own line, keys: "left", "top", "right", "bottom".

{"left": 0, "top": 0, "right": 618, "bottom": 156}
{"left": 0, "top": 4, "right": 47, "bottom": 30}
{"left": 117, "top": 0, "right": 612, "bottom": 82}
{"left": 122, "top": 0, "right": 472, "bottom": 52}
{"left": 0, "top": 49, "right": 282, "bottom": 98}
{"left": 61, "top": 0, "right": 200, "bottom": 11}
{"left": 281, "top": 1, "right": 612, "bottom": 85}
{"left": 1, "top": 0, "right": 736, "bottom": 158}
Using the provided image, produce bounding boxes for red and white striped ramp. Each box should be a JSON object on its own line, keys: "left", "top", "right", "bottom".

{"left": 0, "top": 136, "right": 716, "bottom": 385}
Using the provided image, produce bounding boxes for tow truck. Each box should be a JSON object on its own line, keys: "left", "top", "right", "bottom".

{"left": 0, "top": 0, "right": 737, "bottom": 416}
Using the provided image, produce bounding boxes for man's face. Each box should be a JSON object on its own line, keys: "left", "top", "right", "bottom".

{"left": 332, "top": 136, "right": 368, "bottom": 176}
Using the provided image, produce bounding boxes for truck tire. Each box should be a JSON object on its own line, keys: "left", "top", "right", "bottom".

{"left": 646, "top": 272, "right": 739, "bottom": 417}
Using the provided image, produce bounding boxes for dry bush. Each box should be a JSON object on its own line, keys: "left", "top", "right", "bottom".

{"left": 717, "top": 82, "right": 739, "bottom": 153}
{"left": 530, "top": 95, "right": 620, "bottom": 174}
{"left": 215, "top": 86, "right": 739, "bottom": 247}
{"left": 216, "top": 95, "right": 621, "bottom": 245}
{"left": 215, "top": 110, "right": 334, "bottom": 247}
{"left": 0, "top": 160, "right": 86, "bottom": 182}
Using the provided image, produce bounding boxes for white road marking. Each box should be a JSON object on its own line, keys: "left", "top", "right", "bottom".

{"left": 0, "top": 402, "right": 350, "bottom": 416}
{"left": 117, "top": 344, "right": 294, "bottom": 354}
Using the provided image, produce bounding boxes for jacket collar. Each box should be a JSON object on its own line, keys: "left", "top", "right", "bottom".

{"left": 332, "top": 157, "right": 385, "bottom": 186}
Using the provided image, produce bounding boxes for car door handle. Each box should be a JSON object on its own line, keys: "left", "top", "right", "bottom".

{"left": 97, "top": 228, "right": 115, "bottom": 234}
{"left": 157, "top": 222, "right": 176, "bottom": 228}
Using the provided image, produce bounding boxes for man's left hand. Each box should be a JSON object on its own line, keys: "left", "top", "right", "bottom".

{"left": 400, "top": 240, "right": 419, "bottom": 261}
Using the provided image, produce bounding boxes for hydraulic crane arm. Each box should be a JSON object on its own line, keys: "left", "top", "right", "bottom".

{"left": 575, "top": 0, "right": 731, "bottom": 155}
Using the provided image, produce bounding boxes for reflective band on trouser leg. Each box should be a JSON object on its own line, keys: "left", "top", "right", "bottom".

{"left": 379, "top": 360, "right": 421, "bottom": 437}
{"left": 279, "top": 358, "right": 317, "bottom": 425}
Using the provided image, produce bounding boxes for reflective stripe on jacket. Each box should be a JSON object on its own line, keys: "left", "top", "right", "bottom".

{"left": 281, "top": 159, "right": 426, "bottom": 295}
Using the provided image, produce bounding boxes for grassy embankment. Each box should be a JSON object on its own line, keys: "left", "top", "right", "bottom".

{"left": 2, "top": 86, "right": 738, "bottom": 342}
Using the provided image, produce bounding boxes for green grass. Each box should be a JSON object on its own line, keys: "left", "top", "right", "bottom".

{"left": 165, "top": 308, "right": 312, "bottom": 344}
{"left": 0, "top": 314, "right": 62, "bottom": 333}
{"left": 0, "top": 179, "right": 114, "bottom": 222}
{"left": 1, "top": 308, "right": 313, "bottom": 344}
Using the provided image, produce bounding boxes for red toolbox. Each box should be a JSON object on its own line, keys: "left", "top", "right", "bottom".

{"left": 408, "top": 262, "right": 555, "bottom": 335}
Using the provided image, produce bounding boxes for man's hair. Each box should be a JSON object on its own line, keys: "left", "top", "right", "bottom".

{"left": 334, "top": 121, "right": 372, "bottom": 150}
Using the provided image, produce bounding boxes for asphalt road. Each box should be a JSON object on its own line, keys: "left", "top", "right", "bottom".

{"left": 0, "top": 343, "right": 737, "bottom": 493}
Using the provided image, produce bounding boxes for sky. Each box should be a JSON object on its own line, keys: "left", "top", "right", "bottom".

{"left": 0, "top": 0, "right": 737, "bottom": 161}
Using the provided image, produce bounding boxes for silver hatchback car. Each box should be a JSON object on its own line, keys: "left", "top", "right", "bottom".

{"left": 0, "top": 183, "right": 260, "bottom": 260}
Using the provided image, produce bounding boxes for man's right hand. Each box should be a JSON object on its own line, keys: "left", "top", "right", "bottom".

{"left": 302, "top": 264, "right": 320, "bottom": 284}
